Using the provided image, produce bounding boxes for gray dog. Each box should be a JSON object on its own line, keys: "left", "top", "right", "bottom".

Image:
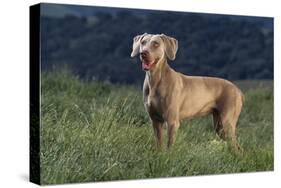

{"left": 130, "top": 33, "right": 244, "bottom": 151}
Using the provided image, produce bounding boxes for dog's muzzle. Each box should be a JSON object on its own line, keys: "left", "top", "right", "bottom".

{"left": 140, "top": 51, "right": 157, "bottom": 71}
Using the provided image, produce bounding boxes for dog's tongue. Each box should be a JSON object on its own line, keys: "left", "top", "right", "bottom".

{"left": 142, "top": 61, "right": 154, "bottom": 70}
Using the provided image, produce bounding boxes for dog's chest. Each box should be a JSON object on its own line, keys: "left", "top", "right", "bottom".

{"left": 144, "top": 87, "right": 165, "bottom": 121}
{"left": 145, "top": 94, "right": 160, "bottom": 109}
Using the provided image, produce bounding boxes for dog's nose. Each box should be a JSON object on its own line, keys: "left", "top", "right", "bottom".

{"left": 140, "top": 50, "right": 149, "bottom": 58}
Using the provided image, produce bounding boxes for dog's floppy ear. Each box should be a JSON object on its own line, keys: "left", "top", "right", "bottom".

{"left": 160, "top": 34, "right": 178, "bottom": 61}
{"left": 130, "top": 33, "right": 147, "bottom": 58}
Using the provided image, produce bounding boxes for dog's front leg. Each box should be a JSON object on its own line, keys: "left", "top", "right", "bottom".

{"left": 167, "top": 120, "right": 180, "bottom": 148}
{"left": 152, "top": 120, "right": 164, "bottom": 149}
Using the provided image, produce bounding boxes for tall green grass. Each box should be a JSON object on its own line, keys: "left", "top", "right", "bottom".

{"left": 40, "top": 70, "right": 273, "bottom": 184}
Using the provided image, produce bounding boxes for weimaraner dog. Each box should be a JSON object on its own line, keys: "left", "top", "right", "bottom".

{"left": 130, "top": 33, "right": 244, "bottom": 151}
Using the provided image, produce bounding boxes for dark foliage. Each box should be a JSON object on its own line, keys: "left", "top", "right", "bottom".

{"left": 41, "top": 9, "right": 273, "bottom": 85}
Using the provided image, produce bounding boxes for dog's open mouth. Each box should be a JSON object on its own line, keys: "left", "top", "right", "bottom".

{"left": 142, "top": 59, "right": 157, "bottom": 71}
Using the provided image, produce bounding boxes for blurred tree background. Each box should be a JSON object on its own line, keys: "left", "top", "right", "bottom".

{"left": 40, "top": 3, "right": 273, "bottom": 85}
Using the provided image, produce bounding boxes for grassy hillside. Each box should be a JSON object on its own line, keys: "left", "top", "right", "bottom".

{"left": 40, "top": 70, "right": 273, "bottom": 184}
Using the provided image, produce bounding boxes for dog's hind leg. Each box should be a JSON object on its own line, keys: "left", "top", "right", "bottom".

{"left": 212, "top": 109, "right": 226, "bottom": 140}
{"left": 220, "top": 109, "right": 241, "bottom": 152}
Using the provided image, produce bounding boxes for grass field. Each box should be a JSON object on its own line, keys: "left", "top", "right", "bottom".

{"left": 40, "top": 70, "right": 273, "bottom": 185}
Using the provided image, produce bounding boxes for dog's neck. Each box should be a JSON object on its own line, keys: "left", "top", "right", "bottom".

{"left": 146, "top": 58, "right": 170, "bottom": 88}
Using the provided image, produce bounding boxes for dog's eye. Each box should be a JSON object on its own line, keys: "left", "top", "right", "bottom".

{"left": 141, "top": 40, "right": 147, "bottom": 45}
{"left": 152, "top": 41, "right": 159, "bottom": 48}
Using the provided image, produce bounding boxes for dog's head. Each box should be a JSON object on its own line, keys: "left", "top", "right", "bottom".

{"left": 130, "top": 33, "right": 178, "bottom": 71}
